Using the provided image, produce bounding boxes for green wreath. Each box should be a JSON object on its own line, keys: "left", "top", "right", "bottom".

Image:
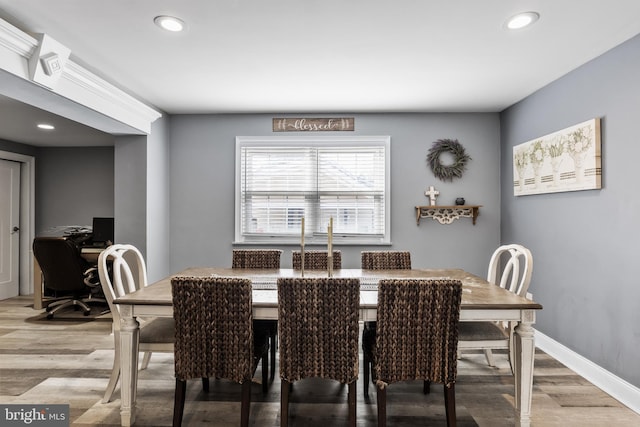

{"left": 427, "top": 138, "right": 471, "bottom": 181}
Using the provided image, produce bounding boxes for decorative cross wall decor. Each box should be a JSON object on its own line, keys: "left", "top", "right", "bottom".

{"left": 425, "top": 185, "right": 439, "bottom": 206}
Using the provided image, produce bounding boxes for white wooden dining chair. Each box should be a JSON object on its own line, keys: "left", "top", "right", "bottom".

{"left": 98, "top": 244, "right": 175, "bottom": 403}
{"left": 458, "top": 243, "right": 534, "bottom": 368}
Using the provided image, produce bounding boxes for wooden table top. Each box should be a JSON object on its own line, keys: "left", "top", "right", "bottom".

{"left": 114, "top": 267, "right": 542, "bottom": 311}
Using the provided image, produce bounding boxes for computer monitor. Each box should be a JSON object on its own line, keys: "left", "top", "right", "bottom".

{"left": 92, "top": 217, "right": 114, "bottom": 245}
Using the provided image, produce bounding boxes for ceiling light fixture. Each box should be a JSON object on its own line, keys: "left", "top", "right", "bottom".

{"left": 506, "top": 11, "right": 540, "bottom": 30}
{"left": 154, "top": 15, "right": 185, "bottom": 32}
{"left": 37, "top": 123, "right": 55, "bottom": 130}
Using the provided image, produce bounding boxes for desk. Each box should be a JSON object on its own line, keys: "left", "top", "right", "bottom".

{"left": 114, "top": 268, "right": 542, "bottom": 427}
{"left": 80, "top": 246, "right": 105, "bottom": 263}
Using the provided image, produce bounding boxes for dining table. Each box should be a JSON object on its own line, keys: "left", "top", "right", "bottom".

{"left": 113, "top": 267, "right": 542, "bottom": 427}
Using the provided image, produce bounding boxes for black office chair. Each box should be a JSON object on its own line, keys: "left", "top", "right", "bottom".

{"left": 33, "top": 236, "right": 105, "bottom": 319}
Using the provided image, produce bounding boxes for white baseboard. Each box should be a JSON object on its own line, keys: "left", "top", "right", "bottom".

{"left": 535, "top": 329, "right": 640, "bottom": 414}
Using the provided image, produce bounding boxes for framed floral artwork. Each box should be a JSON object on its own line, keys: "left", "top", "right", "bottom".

{"left": 513, "top": 118, "right": 601, "bottom": 196}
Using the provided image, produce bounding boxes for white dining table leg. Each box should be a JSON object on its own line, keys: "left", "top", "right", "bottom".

{"left": 119, "top": 305, "right": 140, "bottom": 426}
{"left": 513, "top": 309, "right": 536, "bottom": 427}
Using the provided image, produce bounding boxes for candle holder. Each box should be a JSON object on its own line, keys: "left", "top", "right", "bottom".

{"left": 300, "top": 216, "right": 305, "bottom": 277}
{"left": 327, "top": 216, "right": 333, "bottom": 277}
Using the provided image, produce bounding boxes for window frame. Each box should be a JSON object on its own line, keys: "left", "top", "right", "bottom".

{"left": 234, "top": 135, "right": 391, "bottom": 245}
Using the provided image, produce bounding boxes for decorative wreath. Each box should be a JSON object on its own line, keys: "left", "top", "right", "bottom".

{"left": 427, "top": 138, "right": 471, "bottom": 181}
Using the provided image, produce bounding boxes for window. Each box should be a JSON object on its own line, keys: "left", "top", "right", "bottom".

{"left": 235, "top": 136, "right": 390, "bottom": 245}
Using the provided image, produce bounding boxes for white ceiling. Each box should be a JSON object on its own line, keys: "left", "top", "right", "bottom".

{"left": 0, "top": 94, "right": 115, "bottom": 146}
{"left": 1, "top": 1, "right": 640, "bottom": 146}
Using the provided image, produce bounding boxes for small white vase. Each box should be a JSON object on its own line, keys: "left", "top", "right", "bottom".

{"left": 550, "top": 157, "right": 561, "bottom": 186}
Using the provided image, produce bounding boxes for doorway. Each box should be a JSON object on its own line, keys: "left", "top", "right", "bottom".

{"left": 0, "top": 158, "right": 19, "bottom": 299}
{"left": 0, "top": 150, "right": 35, "bottom": 298}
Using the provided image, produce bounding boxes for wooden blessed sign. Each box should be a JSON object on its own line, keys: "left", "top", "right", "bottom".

{"left": 273, "top": 117, "right": 354, "bottom": 132}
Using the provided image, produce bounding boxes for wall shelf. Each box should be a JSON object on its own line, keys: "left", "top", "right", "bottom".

{"left": 415, "top": 205, "right": 482, "bottom": 225}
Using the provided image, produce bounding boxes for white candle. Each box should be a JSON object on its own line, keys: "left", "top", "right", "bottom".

{"left": 301, "top": 216, "right": 305, "bottom": 246}
{"left": 328, "top": 216, "right": 333, "bottom": 253}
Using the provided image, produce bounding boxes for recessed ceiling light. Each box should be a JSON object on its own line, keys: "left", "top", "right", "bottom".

{"left": 506, "top": 11, "right": 540, "bottom": 30}
{"left": 37, "top": 123, "right": 55, "bottom": 130}
{"left": 154, "top": 15, "right": 185, "bottom": 32}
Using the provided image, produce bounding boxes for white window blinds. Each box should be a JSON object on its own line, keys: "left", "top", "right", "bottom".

{"left": 235, "top": 136, "right": 390, "bottom": 244}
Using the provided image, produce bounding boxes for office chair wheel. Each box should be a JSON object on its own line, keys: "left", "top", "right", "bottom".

{"left": 83, "top": 309, "right": 91, "bottom": 316}
{"left": 46, "top": 313, "right": 54, "bottom": 320}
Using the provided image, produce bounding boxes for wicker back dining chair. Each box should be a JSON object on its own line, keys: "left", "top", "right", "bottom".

{"left": 232, "top": 248, "right": 282, "bottom": 385}
{"left": 360, "top": 250, "right": 413, "bottom": 397}
{"left": 277, "top": 277, "right": 360, "bottom": 427}
{"left": 98, "top": 244, "right": 175, "bottom": 404}
{"left": 458, "top": 244, "right": 533, "bottom": 369}
{"left": 171, "top": 276, "right": 270, "bottom": 427}
{"left": 364, "top": 279, "right": 462, "bottom": 427}
{"left": 232, "top": 249, "right": 283, "bottom": 269}
{"left": 291, "top": 250, "right": 342, "bottom": 269}
{"left": 360, "top": 250, "right": 412, "bottom": 270}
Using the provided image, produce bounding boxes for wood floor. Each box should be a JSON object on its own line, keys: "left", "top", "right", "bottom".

{"left": 1, "top": 296, "right": 638, "bottom": 426}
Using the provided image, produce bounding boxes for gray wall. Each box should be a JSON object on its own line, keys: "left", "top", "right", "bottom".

{"left": 114, "top": 135, "right": 147, "bottom": 253}
{"left": 169, "top": 113, "right": 501, "bottom": 275}
{"left": 500, "top": 34, "right": 640, "bottom": 387}
{"left": 145, "top": 116, "right": 171, "bottom": 282}
{"left": 34, "top": 146, "right": 114, "bottom": 233}
{"left": 0, "top": 139, "right": 37, "bottom": 156}
{"left": 112, "top": 115, "right": 171, "bottom": 283}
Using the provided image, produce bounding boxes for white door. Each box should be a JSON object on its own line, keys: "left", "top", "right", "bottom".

{"left": 0, "top": 159, "right": 20, "bottom": 300}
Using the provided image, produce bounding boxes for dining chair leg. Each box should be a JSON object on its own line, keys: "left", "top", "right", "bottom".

{"left": 483, "top": 348, "right": 495, "bottom": 366}
{"left": 173, "top": 378, "right": 187, "bottom": 427}
{"left": 363, "top": 350, "right": 370, "bottom": 398}
{"left": 102, "top": 351, "right": 120, "bottom": 403}
{"left": 281, "top": 379, "right": 290, "bottom": 427}
{"left": 444, "top": 383, "right": 457, "bottom": 427}
{"left": 140, "top": 351, "right": 152, "bottom": 369}
{"left": 376, "top": 385, "right": 387, "bottom": 427}
{"left": 102, "top": 331, "right": 121, "bottom": 404}
{"left": 423, "top": 380, "right": 431, "bottom": 394}
{"left": 270, "top": 326, "right": 277, "bottom": 382}
{"left": 262, "top": 349, "right": 269, "bottom": 394}
{"left": 348, "top": 381, "right": 356, "bottom": 427}
{"left": 508, "top": 328, "right": 516, "bottom": 375}
{"left": 241, "top": 380, "right": 251, "bottom": 427}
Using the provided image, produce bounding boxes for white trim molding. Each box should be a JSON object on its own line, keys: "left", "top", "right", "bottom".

{"left": 0, "top": 18, "right": 161, "bottom": 134}
{"left": 0, "top": 18, "right": 36, "bottom": 57}
{"left": 535, "top": 329, "right": 640, "bottom": 415}
{"left": 59, "top": 61, "right": 161, "bottom": 134}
